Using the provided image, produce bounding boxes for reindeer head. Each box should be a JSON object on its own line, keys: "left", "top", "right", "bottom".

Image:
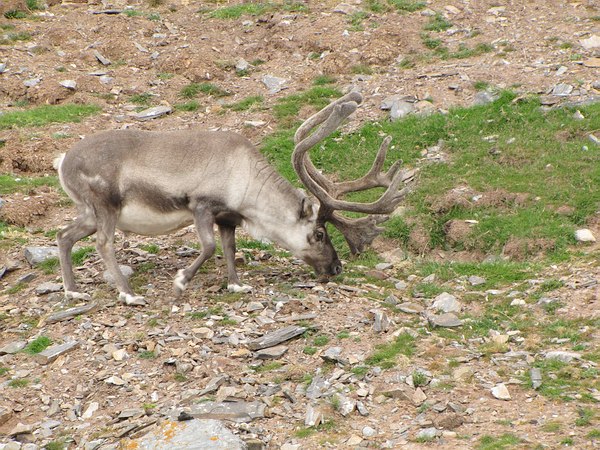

{"left": 292, "top": 92, "right": 417, "bottom": 270}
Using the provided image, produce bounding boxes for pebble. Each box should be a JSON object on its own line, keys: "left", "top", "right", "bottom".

{"left": 262, "top": 75, "right": 288, "bottom": 94}
{"left": 59, "top": 80, "right": 77, "bottom": 89}
{"left": 362, "top": 426, "right": 377, "bottom": 438}
{"left": 432, "top": 292, "right": 462, "bottom": 313}
{"left": 574, "top": 229, "right": 596, "bottom": 242}
{"left": 491, "top": 383, "right": 511, "bottom": 400}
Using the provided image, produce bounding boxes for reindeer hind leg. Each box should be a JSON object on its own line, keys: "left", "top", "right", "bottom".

{"left": 218, "top": 224, "right": 252, "bottom": 293}
{"left": 57, "top": 208, "right": 97, "bottom": 300}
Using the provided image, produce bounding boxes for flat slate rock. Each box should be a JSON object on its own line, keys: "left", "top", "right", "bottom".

{"left": 0, "top": 340, "right": 26, "bottom": 355}
{"left": 121, "top": 419, "right": 246, "bottom": 449}
{"left": 248, "top": 325, "right": 307, "bottom": 350}
{"left": 36, "top": 340, "right": 79, "bottom": 364}
{"left": 185, "top": 401, "right": 266, "bottom": 423}
{"left": 45, "top": 303, "right": 99, "bottom": 324}
{"left": 427, "top": 313, "right": 463, "bottom": 328}
{"left": 133, "top": 105, "right": 172, "bottom": 121}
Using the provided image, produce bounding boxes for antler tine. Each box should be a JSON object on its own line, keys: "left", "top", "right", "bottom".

{"left": 328, "top": 213, "right": 389, "bottom": 255}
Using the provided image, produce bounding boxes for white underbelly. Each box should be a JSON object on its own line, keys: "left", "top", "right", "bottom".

{"left": 117, "top": 203, "right": 193, "bottom": 236}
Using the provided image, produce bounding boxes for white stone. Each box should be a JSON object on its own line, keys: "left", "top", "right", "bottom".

{"left": 82, "top": 402, "right": 99, "bottom": 419}
{"left": 491, "top": 383, "right": 511, "bottom": 400}
{"left": 432, "top": 292, "right": 461, "bottom": 313}
{"left": 575, "top": 229, "right": 596, "bottom": 242}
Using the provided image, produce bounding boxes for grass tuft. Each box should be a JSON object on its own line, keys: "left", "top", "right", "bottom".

{"left": 0, "top": 104, "right": 100, "bottom": 130}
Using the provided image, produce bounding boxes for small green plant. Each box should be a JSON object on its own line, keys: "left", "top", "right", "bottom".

{"left": 254, "top": 361, "right": 283, "bottom": 373}
{"left": 4, "top": 9, "right": 28, "bottom": 19}
{"left": 26, "top": 0, "right": 44, "bottom": 10}
{"left": 180, "top": 82, "right": 230, "bottom": 99}
{"left": 0, "top": 367, "right": 9, "bottom": 376}
{"left": 224, "top": 95, "right": 263, "bottom": 112}
{"left": 44, "top": 440, "right": 66, "bottom": 450}
{"left": 24, "top": 336, "right": 52, "bottom": 354}
{"left": 8, "top": 378, "right": 30, "bottom": 388}
{"left": 336, "top": 331, "right": 350, "bottom": 339}
{"left": 147, "top": 13, "right": 161, "bottom": 21}
{"left": 173, "top": 372, "right": 187, "bottom": 382}
{"left": 350, "top": 64, "right": 373, "bottom": 75}
{"left": 143, "top": 402, "right": 157, "bottom": 411}
{"left": 313, "top": 75, "right": 336, "bottom": 86}
{"left": 412, "top": 370, "right": 428, "bottom": 387}
{"left": 72, "top": 246, "right": 95, "bottom": 266}
{"left": 37, "top": 257, "right": 60, "bottom": 274}
{"left": 176, "top": 101, "right": 200, "bottom": 112}
{"left": 139, "top": 243, "right": 160, "bottom": 254}
{"left": 130, "top": 93, "right": 154, "bottom": 105}
{"left": 575, "top": 407, "right": 595, "bottom": 426}
{"left": 424, "top": 12, "right": 453, "bottom": 31}
{"left": 313, "top": 335, "right": 330, "bottom": 347}
{"left": 303, "top": 346, "right": 317, "bottom": 355}
{"left": 0, "top": 31, "right": 32, "bottom": 45}
{"left": 138, "top": 350, "right": 156, "bottom": 359}
{"left": 388, "top": 0, "right": 426, "bottom": 12}
{"left": 124, "top": 9, "right": 143, "bottom": 17}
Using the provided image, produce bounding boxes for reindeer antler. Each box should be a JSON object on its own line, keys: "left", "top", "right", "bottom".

{"left": 292, "top": 92, "right": 417, "bottom": 254}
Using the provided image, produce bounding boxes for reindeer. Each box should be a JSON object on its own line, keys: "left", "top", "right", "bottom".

{"left": 55, "top": 92, "right": 415, "bottom": 305}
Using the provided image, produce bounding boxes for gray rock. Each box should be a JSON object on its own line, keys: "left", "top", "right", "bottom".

{"left": 321, "top": 346, "right": 348, "bottom": 365}
{"left": 375, "top": 262, "right": 393, "bottom": 270}
{"left": 36, "top": 340, "right": 79, "bottom": 365}
{"left": 336, "top": 394, "right": 355, "bottom": 416}
{"left": 432, "top": 292, "right": 461, "bottom": 313}
{"left": 551, "top": 83, "right": 573, "bottom": 96}
{"left": 255, "top": 345, "right": 288, "bottom": 359}
{"left": 93, "top": 50, "right": 111, "bottom": 66}
{"left": 589, "top": 134, "right": 600, "bottom": 146}
{"left": 59, "top": 80, "right": 77, "bottom": 90}
{"left": 468, "top": 276, "right": 486, "bottom": 286}
{"left": 530, "top": 368, "right": 542, "bottom": 390}
{"left": 17, "top": 272, "right": 36, "bottom": 284}
{"left": 0, "top": 441, "right": 22, "bottom": 450}
{"left": 262, "top": 75, "right": 287, "bottom": 94}
{"left": 0, "top": 340, "right": 26, "bottom": 355}
{"left": 99, "top": 75, "right": 114, "bottom": 85}
{"left": 362, "top": 426, "right": 377, "bottom": 437}
{"left": 390, "top": 101, "right": 415, "bottom": 120}
{"left": 24, "top": 78, "right": 41, "bottom": 87}
{"left": 395, "top": 281, "right": 408, "bottom": 290}
{"left": 428, "top": 313, "right": 463, "bottom": 328}
{"left": 0, "top": 63, "right": 6, "bottom": 74}
{"left": 473, "top": 89, "right": 500, "bottom": 105}
{"left": 545, "top": 351, "right": 581, "bottom": 363}
{"left": 236, "top": 58, "right": 250, "bottom": 72}
{"left": 398, "top": 302, "right": 424, "bottom": 314}
{"left": 186, "top": 401, "right": 265, "bottom": 423}
{"left": 24, "top": 247, "right": 59, "bottom": 266}
{"left": 332, "top": 3, "right": 360, "bottom": 15}
{"left": 580, "top": 34, "right": 600, "bottom": 50}
{"left": 0, "top": 406, "right": 13, "bottom": 426}
{"left": 304, "top": 404, "right": 323, "bottom": 427}
{"left": 103, "top": 265, "right": 134, "bottom": 286}
{"left": 133, "top": 105, "right": 172, "bottom": 121}
{"left": 248, "top": 325, "right": 306, "bottom": 350}
{"left": 371, "top": 309, "right": 391, "bottom": 333}
{"left": 35, "top": 282, "right": 63, "bottom": 295}
{"left": 125, "top": 419, "right": 246, "bottom": 449}
{"left": 417, "top": 427, "right": 439, "bottom": 440}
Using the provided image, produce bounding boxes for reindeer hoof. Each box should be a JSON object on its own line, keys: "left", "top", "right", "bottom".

{"left": 118, "top": 292, "right": 147, "bottom": 306}
{"left": 173, "top": 269, "right": 189, "bottom": 297}
{"left": 65, "top": 291, "right": 91, "bottom": 301}
{"left": 227, "top": 283, "right": 253, "bottom": 294}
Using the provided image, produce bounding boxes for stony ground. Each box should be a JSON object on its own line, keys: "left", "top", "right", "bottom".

{"left": 0, "top": 0, "right": 599, "bottom": 449}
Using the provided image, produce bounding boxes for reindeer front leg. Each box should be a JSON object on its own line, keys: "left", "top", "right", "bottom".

{"left": 173, "top": 206, "right": 217, "bottom": 297}
{"left": 218, "top": 224, "right": 252, "bottom": 293}
{"left": 95, "top": 212, "right": 146, "bottom": 306}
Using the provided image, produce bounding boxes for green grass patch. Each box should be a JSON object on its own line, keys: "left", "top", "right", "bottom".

{"left": 37, "top": 257, "right": 60, "bottom": 274}
{"left": 207, "top": 1, "right": 307, "bottom": 19}
{"left": 8, "top": 378, "right": 29, "bottom": 388}
{"left": 224, "top": 95, "right": 263, "bottom": 112}
{"left": 175, "top": 100, "right": 200, "bottom": 112}
{"left": 180, "top": 82, "right": 230, "bottom": 99}
{"left": 388, "top": 0, "right": 426, "bottom": 12}
{"left": 365, "top": 332, "right": 415, "bottom": 368}
{"left": 0, "top": 104, "right": 100, "bottom": 129}
{"left": 477, "top": 433, "right": 522, "bottom": 449}
{"left": 4, "top": 10, "right": 29, "bottom": 19}
{"left": 0, "top": 174, "right": 60, "bottom": 195}
{"left": 528, "top": 358, "right": 600, "bottom": 402}
{"left": 575, "top": 407, "right": 595, "bottom": 426}
{"left": 254, "top": 361, "right": 283, "bottom": 373}
{"left": 138, "top": 350, "right": 156, "bottom": 359}
{"left": 72, "top": 246, "right": 95, "bottom": 266}
{"left": 313, "top": 75, "right": 337, "bottom": 86}
{"left": 0, "top": 31, "right": 32, "bottom": 45}
{"left": 129, "top": 92, "right": 154, "bottom": 105}
{"left": 271, "top": 86, "right": 341, "bottom": 129}
{"left": 43, "top": 440, "right": 66, "bottom": 450}
{"left": 313, "top": 335, "right": 330, "bottom": 347}
{"left": 24, "top": 335, "right": 52, "bottom": 354}
{"left": 139, "top": 243, "right": 160, "bottom": 254}
{"left": 0, "top": 366, "right": 10, "bottom": 376}
{"left": 424, "top": 12, "right": 453, "bottom": 31}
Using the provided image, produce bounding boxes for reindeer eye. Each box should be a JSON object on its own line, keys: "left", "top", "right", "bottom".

{"left": 315, "top": 230, "right": 325, "bottom": 241}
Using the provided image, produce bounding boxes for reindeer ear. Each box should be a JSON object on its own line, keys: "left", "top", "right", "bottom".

{"left": 299, "top": 197, "right": 318, "bottom": 220}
